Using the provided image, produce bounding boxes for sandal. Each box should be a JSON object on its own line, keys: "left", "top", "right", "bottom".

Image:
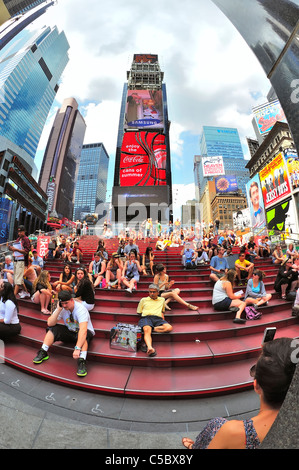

{"left": 147, "top": 348, "right": 157, "bottom": 357}
{"left": 187, "top": 304, "right": 198, "bottom": 311}
{"left": 182, "top": 437, "right": 194, "bottom": 449}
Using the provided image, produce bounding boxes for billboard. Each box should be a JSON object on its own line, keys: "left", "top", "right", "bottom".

{"left": 133, "top": 54, "right": 158, "bottom": 63}
{"left": 246, "top": 174, "right": 266, "bottom": 230}
{"left": 120, "top": 131, "right": 167, "bottom": 187}
{"left": 202, "top": 155, "right": 225, "bottom": 177}
{"left": 0, "top": 197, "right": 13, "bottom": 243}
{"left": 253, "top": 99, "right": 287, "bottom": 136}
{"left": 283, "top": 148, "right": 299, "bottom": 191}
{"left": 233, "top": 207, "right": 251, "bottom": 232}
{"left": 266, "top": 198, "right": 297, "bottom": 235}
{"left": 215, "top": 175, "right": 238, "bottom": 193}
{"left": 259, "top": 152, "right": 291, "bottom": 209}
{"left": 124, "top": 89, "right": 164, "bottom": 130}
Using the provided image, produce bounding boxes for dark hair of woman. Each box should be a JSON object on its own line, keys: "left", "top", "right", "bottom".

{"left": 0, "top": 282, "right": 19, "bottom": 312}
{"left": 252, "top": 269, "right": 265, "bottom": 281}
{"left": 62, "top": 264, "right": 72, "bottom": 282}
{"left": 250, "top": 337, "right": 297, "bottom": 408}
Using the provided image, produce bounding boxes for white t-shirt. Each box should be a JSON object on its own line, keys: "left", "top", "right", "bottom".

{"left": 56, "top": 300, "right": 95, "bottom": 336}
{"left": 0, "top": 299, "right": 19, "bottom": 324}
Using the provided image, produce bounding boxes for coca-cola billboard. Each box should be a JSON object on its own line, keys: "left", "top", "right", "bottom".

{"left": 120, "top": 131, "right": 167, "bottom": 187}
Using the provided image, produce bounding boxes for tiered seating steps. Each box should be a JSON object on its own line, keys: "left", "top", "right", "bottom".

{"left": 1, "top": 235, "right": 298, "bottom": 398}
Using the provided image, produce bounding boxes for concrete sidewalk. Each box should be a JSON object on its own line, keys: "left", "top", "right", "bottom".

{"left": 0, "top": 362, "right": 259, "bottom": 449}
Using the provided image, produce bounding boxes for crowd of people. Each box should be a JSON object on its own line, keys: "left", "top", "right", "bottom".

{"left": 1, "top": 222, "right": 298, "bottom": 392}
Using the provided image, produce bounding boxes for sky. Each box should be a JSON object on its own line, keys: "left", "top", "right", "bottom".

{"left": 32, "top": 0, "right": 272, "bottom": 214}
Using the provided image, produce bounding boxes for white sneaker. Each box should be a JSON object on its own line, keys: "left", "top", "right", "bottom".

{"left": 126, "top": 288, "right": 132, "bottom": 293}
{"left": 22, "top": 292, "right": 30, "bottom": 298}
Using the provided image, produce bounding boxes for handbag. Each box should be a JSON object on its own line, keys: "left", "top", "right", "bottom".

{"left": 245, "top": 306, "right": 262, "bottom": 320}
{"left": 110, "top": 322, "right": 142, "bottom": 352}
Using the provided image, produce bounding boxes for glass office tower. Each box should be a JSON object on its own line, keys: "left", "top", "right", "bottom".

{"left": 197, "top": 126, "right": 249, "bottom": 197}
{"left": 0, "top": 25, "right": 69, "bottom": 172}
{"left": 73, "top": 143, "right": 109, "bottom": 222}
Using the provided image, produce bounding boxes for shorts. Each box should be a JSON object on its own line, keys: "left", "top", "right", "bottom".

{"left": 47, "top": 324, "right": 94, "bottom": 344}
{"left": 14, "top": 260, "right": 25, "bottom": 285}
{"left": 240, "top": 270, "right": 248, "bottom": 279}
{"left": 138, "top": 315, "right": 168, "bottom": 330}
{"left": 213, "top": 297, "right": 232, "bottom": 311}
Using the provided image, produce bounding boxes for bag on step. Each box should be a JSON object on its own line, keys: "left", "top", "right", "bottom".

{"left": 245, "top": 305, "right": 262, "bottom": 320}
{"left": 110, "top": 322, "right": 142, "bottom": 352}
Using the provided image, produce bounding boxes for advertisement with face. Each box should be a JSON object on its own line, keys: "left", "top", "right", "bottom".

{"left": 120, "top": 131, "right": 167, "bottom": 187}
{"left": 124, "top": 90, "right": 164, "bottom": 130}
{"left": 246, "top": 174, "right": 266, "bottom": 229}
{"left": 259, "top": 152, "right": 291, "bottom": 209}
{"left": 266, "top": 198, "right": 297, "bottom": 235}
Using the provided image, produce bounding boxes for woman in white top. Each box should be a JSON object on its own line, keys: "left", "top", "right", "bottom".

{"left": 0, "top": 282, "right": 21, "bottom": 339}
{"left": 212, "top": 269, "right": 246, "bottom": 323}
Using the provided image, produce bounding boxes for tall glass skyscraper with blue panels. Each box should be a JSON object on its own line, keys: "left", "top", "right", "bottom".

{"left": 73, "top": 143, "right": 109, "bottom": 221}
{"left": 0, "top": 25, "right": 69, "bottom": 172}
{"left": 197, "top": 126, "right": 249, "bottom": 197}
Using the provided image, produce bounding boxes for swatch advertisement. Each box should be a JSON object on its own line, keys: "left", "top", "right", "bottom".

{"left": 120, "top": 131, "right": 167, "bottom": 187}
{"left": 259, "top": 152, "right": 291, "bottom": 209}
{"left": 124, "top": 89, "right": 164, "bottom": 130}
{"left": 215, "top": 175, "right": 238, "bottom": 193}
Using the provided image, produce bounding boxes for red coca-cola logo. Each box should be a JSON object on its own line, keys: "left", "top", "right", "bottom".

{"left": 122, "top": 156, "right": 145, "bottom": 164}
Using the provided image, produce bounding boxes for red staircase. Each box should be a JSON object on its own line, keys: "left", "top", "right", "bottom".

{"left": 2, "top": 235, "right": 299, "bottom": 398}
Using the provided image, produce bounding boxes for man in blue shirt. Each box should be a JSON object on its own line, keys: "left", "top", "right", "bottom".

{"left": 210, "top": 247, "right": 229, "bottom": 282}
{"left": 31, "top": 249, "right": 44, "bottom": 275}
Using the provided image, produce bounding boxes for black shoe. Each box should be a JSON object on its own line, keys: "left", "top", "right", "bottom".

{"left": 138, "top": 340, "right": 147, "bottom": 353}
{"left": 77, "top": 358, "right": 87, "bottom": 377}
{"left": 33, "top": 348, "right": 49, "bottom": 364}
{"left": 233, "top": 318, "right": 246, "bottom": 324}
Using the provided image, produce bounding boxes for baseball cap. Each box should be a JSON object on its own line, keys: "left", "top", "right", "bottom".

{"left": 58, "top": 290, "right": 72, "bottom": 302}
{"left": 18, "top": 225, "right": 25, "bottom": 231}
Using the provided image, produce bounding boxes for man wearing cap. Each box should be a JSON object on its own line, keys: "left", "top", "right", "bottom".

{"left": 8, "top": 225, "right": 31, "bottom": 297}
{"left": 137, "top": 284, "right": 172, "bottom": 357}
{"left": 33, "top": 290, "right": 95, "bottom": 377}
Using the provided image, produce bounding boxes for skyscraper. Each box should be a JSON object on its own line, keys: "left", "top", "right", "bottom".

{"left": 39, "top": 98, "right": 86, "bottom": 220}
{"left": 0, "top": 25, "right": 69, "bottom": 175}
{"left": 73, "top": 143, "right": 109, "bottom": 222}
{"left": 196, "top": 126, "right": 249, "bottom": 198}
{"left": 112, "top": 54, "right": 172, "bottom": 226}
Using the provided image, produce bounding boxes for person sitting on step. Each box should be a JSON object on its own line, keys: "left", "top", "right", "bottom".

{"left": 244, "top": 270, "right": 272, "bottom": 308}
{"left": 212, "top": 269, "right": 246, "bottom": 323}
{"left": 137, "top": 283, "right": 172, "bottom": 357}
{"left": 32, "top": 290, "right": 95, "bottom": 377}
{"left": 153, "top": 264, "right": 198, "bottom": 311}
{"left": 235, "top": 251, "right": 254, "bottom": 286}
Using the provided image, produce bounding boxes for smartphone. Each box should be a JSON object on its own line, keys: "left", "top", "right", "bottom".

{"left": 262, "top": 327, "right": 276, "bottom": 345}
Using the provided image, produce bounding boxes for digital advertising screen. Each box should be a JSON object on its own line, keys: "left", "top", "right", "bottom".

{"left": 120, "top": 131, "right": 167, "bottom": 187}
{"left": 246, "top": 174, "right": 266, "bottom": 230}
{"left": 124, "top": 89, "right": 164, "bottom": 130}
{"left": 215, "top": 175, "right": 238, "bottom": 193}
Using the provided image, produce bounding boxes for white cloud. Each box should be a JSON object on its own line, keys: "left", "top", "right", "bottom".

{"left": 32, "top": 0, "right": 271, "bottom": 193}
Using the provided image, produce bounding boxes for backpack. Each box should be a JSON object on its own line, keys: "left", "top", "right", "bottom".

{"left": 245, "top": 306, "right": 262, "bottom": 320}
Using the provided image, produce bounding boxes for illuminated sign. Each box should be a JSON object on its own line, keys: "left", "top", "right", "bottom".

{"left": 120, "top": 132, "right": 167, "bottom": 187}
{"left": 259, "top": 152, "right": 291, "bottom": 209}
{"left": 253, "top": 100, "right": 287, "bottom": 136}
{"left": 124, "top": 89, "right": 164, "bottom": 130}
{"left": 202, "top": 155, "right": 225, "bottom": 177}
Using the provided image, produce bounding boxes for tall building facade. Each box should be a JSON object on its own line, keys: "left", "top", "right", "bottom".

{"left": 39, "top": 98, "right": 86, "bottom": 221}
{"left": 112, "top": 54, "right": 172, "bottom": 226}
{"left": 73, "top": 143, "right": 109, "bottom": 222}
{"left": 0, "top": 25, "right": 69, "bottom": 175}
{"left": 196, "top": 126, "right": 249, "bottom": 198}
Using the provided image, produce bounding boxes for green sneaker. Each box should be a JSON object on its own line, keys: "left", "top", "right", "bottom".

{"left": 33, "top": 348, "right": 49, "bottom": 364}
{"left": 77, "top": 358, "right": 87, "bottom": 377}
